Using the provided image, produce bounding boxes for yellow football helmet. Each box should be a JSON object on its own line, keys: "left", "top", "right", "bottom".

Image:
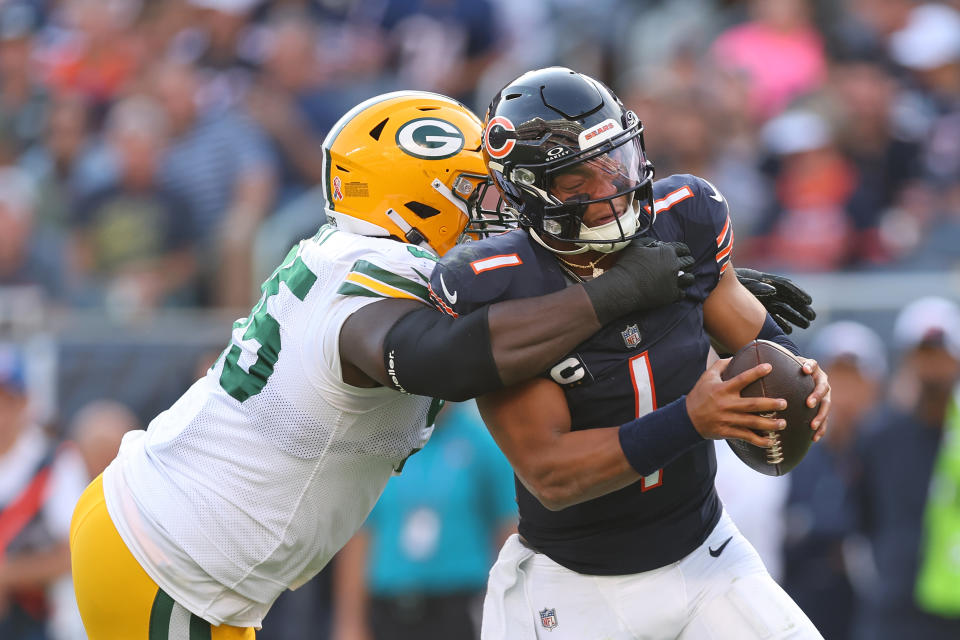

{"left": 322, "top": 91, "right": 488, "bottom": 257}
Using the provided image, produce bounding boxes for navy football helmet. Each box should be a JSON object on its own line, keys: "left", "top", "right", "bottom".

{"left": 477, "top": 67, "right": 655, "bottom": 254}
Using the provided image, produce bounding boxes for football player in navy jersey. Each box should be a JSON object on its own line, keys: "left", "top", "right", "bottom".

{"left": 422, "top": 68, "right": 831, "bottom": 639}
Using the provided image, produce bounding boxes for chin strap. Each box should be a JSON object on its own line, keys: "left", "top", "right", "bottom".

{"left": 528, "top": 228, "right": 591, "bottom": 255}
{"left": 384, "top": 208, "right": 438, "bottom": 255}
{"left": 431, "top": 178, "right": 469, "bottom": 217}
{"left": 576, "top": 200, "right": 640, "bottom": 253}
{"left": 530, "top": 209, "right": 641, "bottom": 256}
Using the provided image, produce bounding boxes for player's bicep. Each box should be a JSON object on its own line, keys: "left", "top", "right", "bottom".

{"left": 703, "top": 265, "right": 767, "bottom": 354}
{"left": 476, "top": 378, "right": 571, "bottom": 485}
{"left": 338, "top": 298, "right": 426, "bottom": 387}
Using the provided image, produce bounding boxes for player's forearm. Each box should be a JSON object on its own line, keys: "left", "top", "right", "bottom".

{"left": 529, "top": 402, "right": 705, "bottom": 510}
{"left": 378, "top": 287, "right": 601, "bottom": 401}
{"left": 480, "top": 381, "right": 641, "bottom": 511}
{"left": 487, "top": 285, "right": 601, "bottom": 387}
{"left": 484, "top": 384, "right": 705, "bottom": 511}
{"left": 520, "top": 427, "right": 639, "bottom": 511}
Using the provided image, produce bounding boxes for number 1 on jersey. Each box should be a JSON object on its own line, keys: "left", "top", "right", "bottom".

{"left": 630, "top": 352, "right": 663, "bottom": 491}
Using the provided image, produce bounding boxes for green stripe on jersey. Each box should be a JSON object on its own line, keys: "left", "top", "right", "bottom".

{"left": 427, "top": 397, "right": 445, "bottom": 427}
{"left": 313, "top": 224, "right": 336, "bottom": 245}
{"left": 350, "top": 260, "right": 430, "bottom": 300}
{"left": 148, "top": 588, "right": 216, "bottom": 640}
{"left": 336, "top": 282, "right": 388, "bottom": 299}
{"left": 189, "top": 613, "right": 213, "bottom": 640}
{"left": 149, "top": 590, "right": 175, "bottom": 640}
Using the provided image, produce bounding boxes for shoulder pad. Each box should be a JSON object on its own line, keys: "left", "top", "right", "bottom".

{"left": 653, "top": 174, "right": 733, "bottom": 276}
{"left": 336, "top": 238, "right": 437, "bottom": 305}
{"left": 430, "top": 231, "right": 535, "bottom": 317}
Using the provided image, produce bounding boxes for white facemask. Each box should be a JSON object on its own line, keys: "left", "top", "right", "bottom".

{"left": 575, "top": 201, "right": 640, "bottom": 253}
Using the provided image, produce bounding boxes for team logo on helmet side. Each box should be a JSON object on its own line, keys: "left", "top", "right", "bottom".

{"left": 485, "top": 115, "right": 517, "bottom": 159}
{"left": 396, "top": 118, "right": 465, "bottom": 159}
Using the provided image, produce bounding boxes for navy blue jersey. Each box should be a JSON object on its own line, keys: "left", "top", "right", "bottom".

{"left": 430, "top": 174, "right": 735, "bottom": 575}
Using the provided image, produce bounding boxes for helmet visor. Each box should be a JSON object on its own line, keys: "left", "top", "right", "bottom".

{"left": 541, "top": 135, "right": 652, "bottom": 240}
{"left": 547, "top": 138, "right": 645, "bottom": 208}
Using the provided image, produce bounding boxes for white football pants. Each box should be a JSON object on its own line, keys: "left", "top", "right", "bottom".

{"left": 481, "top": 510, "right": 822, "bottom": 640}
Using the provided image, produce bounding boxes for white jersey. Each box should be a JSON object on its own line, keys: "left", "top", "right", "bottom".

{"left": 102, "top": 226, "right": 442, "bottom": 627}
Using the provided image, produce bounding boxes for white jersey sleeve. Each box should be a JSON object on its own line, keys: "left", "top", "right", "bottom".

{"left": 102, "top": 227, "right": 443, "bottom": 627}
{"left": 307, "top": 232, "right": 438, "bottom": 412}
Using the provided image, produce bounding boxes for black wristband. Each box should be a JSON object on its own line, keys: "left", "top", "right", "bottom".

{"left": 618, "top": 397, "right": 704, "bottom": 476}
{"left": 757, "top": 314, "right": 801, "bottom": 356}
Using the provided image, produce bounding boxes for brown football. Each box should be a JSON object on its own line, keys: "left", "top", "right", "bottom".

{"left": 719, "top": 339, "right": 817, "bottom": 476}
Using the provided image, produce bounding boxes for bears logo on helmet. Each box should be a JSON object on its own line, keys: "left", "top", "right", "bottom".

{"left": 484, "top": 116, "right": 517, "bottom": 160}
{"left": 481, "top": 67, "right": 656, "bottom": 255}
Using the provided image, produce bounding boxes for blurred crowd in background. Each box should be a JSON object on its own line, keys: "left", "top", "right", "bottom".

{"left": 0, "top": 0, "right": 959, "bottom": 638}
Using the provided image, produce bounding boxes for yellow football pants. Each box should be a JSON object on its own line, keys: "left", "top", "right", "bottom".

{"left": 70, "top": 475, "right": 256, "bottom": 639}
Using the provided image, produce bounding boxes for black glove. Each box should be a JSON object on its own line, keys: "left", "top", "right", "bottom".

{"left": 736, "top": 267, "right": 816, "bottom": 334}
{"left": 583, "top": 239, "right": 696, "bottom": 325}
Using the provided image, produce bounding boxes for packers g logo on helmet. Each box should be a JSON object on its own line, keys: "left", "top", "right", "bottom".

{"left": 396, "top": 118, "right": 465, "bottom": 159}
{"left": 321, "top": 91, "right": 488, "bottom": 257}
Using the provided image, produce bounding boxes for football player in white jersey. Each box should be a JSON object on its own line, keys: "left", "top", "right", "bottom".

{"left": 68, "top": 91, "right": 700, "bottom": 638}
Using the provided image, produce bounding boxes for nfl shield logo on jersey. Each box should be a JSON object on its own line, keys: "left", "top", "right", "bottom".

{"left": 621, "top": 324, "right": 642, "bottom": 349}
{"left": 539, "top": 608, "right": 558, "bottom": 631}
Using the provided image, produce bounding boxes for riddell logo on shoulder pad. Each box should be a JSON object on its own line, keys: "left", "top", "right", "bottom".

{"left": 578, "top": 119, "right": 621, "bottom": 149}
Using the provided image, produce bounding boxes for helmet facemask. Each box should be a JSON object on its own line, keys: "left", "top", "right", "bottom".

{"left": 493, "top": 117, "right": 656, "bottom": 255}
{"left": 463, "top": 177, "right": 520, "bottom": 240}
{"left": 542, "top": 129, "right": 653, "bottom": 253}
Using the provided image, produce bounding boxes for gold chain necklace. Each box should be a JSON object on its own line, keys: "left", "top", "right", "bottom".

{"left": 555, "top": 254, "right": 606, "bottom": 279}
